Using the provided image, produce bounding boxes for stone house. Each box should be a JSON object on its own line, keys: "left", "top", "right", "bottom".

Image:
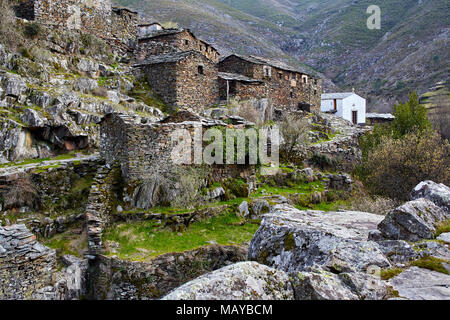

{"left": 14, "top": 0, "right": 139, "bottom": 43}
{"left": 219, "top": 54, "right": 322, "bottom": 112}
{"left": 135, "top": 51, "right": 219, "bottom": 113}
{"left": 218, "top": 72, "right": 267, "bottom": 102}
{"left": 137, "top": 29, "right": 220, "bottom": 63}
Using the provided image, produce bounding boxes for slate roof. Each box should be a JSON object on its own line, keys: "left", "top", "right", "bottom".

{"left": 321, "top": 92, "right": 356, "bottom": 100}
{"left": 138, "top": 28, "right": 219, "bottom": 53}
{"left": 133, "top": 51, "right": 204, "bottom": 66}
{"left": 218, "top": 72, "right": 263, "bottom": 83}
{"left": 366, "top": 113, "right": 395, "bottom": 119}
{"left": 222, "top": 54, "right": 311, "bottom": 76}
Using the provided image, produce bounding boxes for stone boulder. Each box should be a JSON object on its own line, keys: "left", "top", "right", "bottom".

{"left": 162, "top": 261, "right": 294, "bottom": 300}
{"left": 378, "top": 199, "right": 448, "bottom": 242}
{"left": 290, "top": 269, "right": 358, "bottom": 300}
{"left": 248, "top": 204, "right": 390, "bottom": 274}
{"left": 388, "top": 267, "right": 450, "bottom": 300}
{"left": 411, "top": 181, "right": 450, "bottom": 214}
{"left": 437, "top": 233, "right": 450, "bottom": 244}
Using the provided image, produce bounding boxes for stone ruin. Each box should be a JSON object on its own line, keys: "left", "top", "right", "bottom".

{"left": 0, "top": 224, "right": 55, "bottom": 299}
{"left": 14, "top": 0, "right": 139, "bottom": 43}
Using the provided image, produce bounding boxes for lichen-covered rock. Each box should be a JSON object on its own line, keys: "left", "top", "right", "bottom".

{"left": 411, "top": 181, "right": 450, "bottom": 214}
{"left": 388, "top": 267, "right": 450, "bottom": 300}
{"left": 21, "top": 108, "right": 47, "bottom": 127}
{"left": 73, "top": 77, "right": 99, "bottom": 93}
{"left": 249, "top": 204, "right": 390, "bottom": 273}
{"left": 290, "top": 269, "right": 358, "bottom": 300}
{"left": 437, "top": 233, "right": 450, "bottom": 244}
{"left": 162, "top": 261, "right": 294, "bottom": 300}
{"left": 376, "top": 240, "right": 418, "bottom": 264}
{"left": 378, "top": 198, "right": 448, "bottom": 242}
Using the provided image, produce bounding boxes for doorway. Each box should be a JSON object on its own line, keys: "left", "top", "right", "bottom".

{"left": 352, "top": 111, "right": 358, "bottom": 124}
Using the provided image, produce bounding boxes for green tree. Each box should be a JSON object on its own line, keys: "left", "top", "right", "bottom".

{"left": 391, "top": 92, "right": 431, "bottom": 138}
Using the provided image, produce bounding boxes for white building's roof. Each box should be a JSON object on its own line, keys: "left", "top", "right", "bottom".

{"left": 321, "top": 92, "right": 355, "bottom": 100}
{"left": 366, "top": 113, "right": 395, "bottom": 119}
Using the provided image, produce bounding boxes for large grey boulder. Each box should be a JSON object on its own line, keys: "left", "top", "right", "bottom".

{"left": 290, "top": 269, "right": 358, "bottom": 300}
{"left": 388, "top": 267, "right": 450, "bottom": 300}
{"left": 437, "top": 233, "right": 450, "bottom": 244}
{"left": 249, "top": 204, "right": 390, "bottom": 273}
{"left": 411, "top": 181, "right": 450, "bottom": 214}
{"left": 162, "top": 261, "right": 294, "bottom": 300}
{"left": 378, "top": 198, "right": 448, "bottom": 242}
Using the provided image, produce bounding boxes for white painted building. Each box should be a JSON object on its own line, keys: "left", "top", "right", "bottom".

{"left": 138, "top": 22, "right": 164, "bottom": 38}
{"left": 321, "top": 92, "right": 366, "bottom": 124}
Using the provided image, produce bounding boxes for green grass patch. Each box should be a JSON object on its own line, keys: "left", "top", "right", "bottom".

{"left": 103, "top": 212, "right": 259, "bottom": 261}
{"left": 435, "top": 220, "right": 450, "bottom": 236}
{"left": 380, "top": 268, "right": 404, "bottom": 280}
{"left": 410, "top": 256, "right": 449, "bottom": 275}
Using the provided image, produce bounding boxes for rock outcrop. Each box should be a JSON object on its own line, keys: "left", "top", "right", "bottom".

{"left": 162, "top": 261, "right": 294, "bottom": 300}
{"left": 249, "top": 204, "right": 390, "bottom": 273}
{"left": 377, "top": 199, "right": 448, "bottom": 242}
{"left": 388, "top": 267, "right": 450, "bottom": 300}
{"left": 411, "top": 181, "right": 450, "bottom": 214}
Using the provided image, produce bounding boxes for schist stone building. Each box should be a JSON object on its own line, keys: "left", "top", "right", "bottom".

{"left": 137, "top": 29, "right": 220, "bottom": 64}
{"left": 219, "top": 54, "right": 322, "bottom": 112}
{"left": 135, "top": 51, "right": 219, "bottom": 113}
{"left": 14, "top": 0, "right": 139, "bottom": 42}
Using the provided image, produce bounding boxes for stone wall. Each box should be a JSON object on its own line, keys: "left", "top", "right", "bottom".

{"left": 0, "top": 224, "right": 56, "bottom": 300}
{"left": 91, "top": 245, "right": 248, "bottom": 300}
{"left": 137, "top": 30, "right": 219, "bottom": 63}
{"left": 140, "top": 52, "right": 219, "bottom": 113}
{"left": 14, "top": 0, "right": 139, "bottom": 43}
{"left": 219, "top": 78, "right": 268, "bottom": 101}
{"left": 219, "top": 56, "right": 322, "bottom": 112}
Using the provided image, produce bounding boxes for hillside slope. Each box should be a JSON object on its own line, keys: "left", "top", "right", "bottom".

{"left": 115, "top": 0, "right": 450, "bottom": 111}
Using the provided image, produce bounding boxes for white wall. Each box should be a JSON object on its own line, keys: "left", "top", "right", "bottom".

{"left": 321, "top": 94, "right": 366, "bottom": 124}
{"left": 321, "top": 99, "right": 344, "bottom": 117}
{"left": 341, "top": 94, "right": 366, "bottom": 124}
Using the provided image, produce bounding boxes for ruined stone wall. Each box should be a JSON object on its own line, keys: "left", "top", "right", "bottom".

{"left": 110, "top": 8, "right": 138, "bottom": 43}
{"left": 138, "top": 31, "right": 219, "bottom": 63}
{"left": 91, "top": 245, "right": 247, "bottom": 300}
{"left": 15, "top": 0, "right": 139, "bottom": 43}
{"left": 175, "top": 55, "right": 219, "bottom": 112}
{"left": 0, "top": 224, "right": 56, "bottom": 300}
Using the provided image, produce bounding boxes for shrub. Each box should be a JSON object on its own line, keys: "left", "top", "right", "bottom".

{"left": 0, "top": 0, "right": 24, "bottom": 49}
{"left": 345, "top": 195, "right": 399, "bottom": 215}
{"left": 228, "top": 98, "right": 263, "bottom": 126}
{"left": 279, "top": 115, "right": 310, "bottom": 163}
{"left": 92, "top": 86, "right": 108, "bottom": 98}
{"left": 361, "top": 130, "right": 449, "bottom": 200}
{"left": 3, "top": 176, "right": 40, "bottom": 210}
{"left": 310, "top": 152, "right": 338, "bottom": 171}
{"left": 23, "top": 23, "right": 41, "bottom": 38}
